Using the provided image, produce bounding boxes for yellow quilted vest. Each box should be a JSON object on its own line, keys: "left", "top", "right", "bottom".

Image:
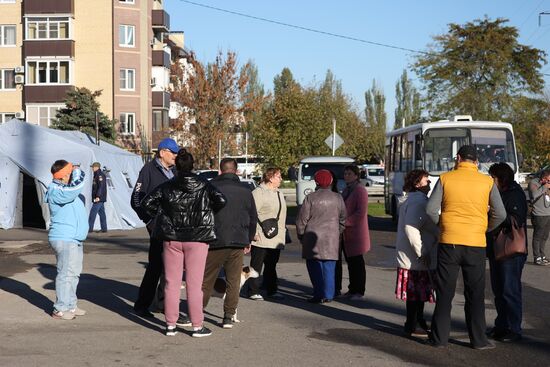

{"left": 439, "top": 162, "right": 494, "bottom": 247}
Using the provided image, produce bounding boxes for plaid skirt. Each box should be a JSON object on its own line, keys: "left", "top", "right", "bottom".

{"left": 395, "top": 267, "right": 435, "bottom": 303}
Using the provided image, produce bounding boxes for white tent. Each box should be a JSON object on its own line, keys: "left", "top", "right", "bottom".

{"left": 0, "top": 119, "right": 145, "bottom": 230}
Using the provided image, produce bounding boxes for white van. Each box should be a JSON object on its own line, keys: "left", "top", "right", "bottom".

{"left": 296, "top": 156, "right": 354, "bottom": 205}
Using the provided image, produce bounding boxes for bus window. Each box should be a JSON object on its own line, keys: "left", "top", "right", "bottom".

{"left": 424, "top": 128, "right": 468, "bottom": 175}
{"left": 472, "top": 129, "right": 516, "bottom": 173}
{"left": 414, "top": 133, "right": 423, "bottom": 169}
{"left": 392, "top": 135, "right": 401, "bottom": 172}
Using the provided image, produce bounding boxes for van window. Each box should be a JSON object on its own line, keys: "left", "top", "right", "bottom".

{"left": 367, "top": 168, "right": 384, "bottom": 176}
{"left": 301, "top": 163, "right": 349, "bottom": 181}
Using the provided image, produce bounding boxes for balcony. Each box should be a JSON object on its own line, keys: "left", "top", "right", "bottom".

{"left": 24, "top": 40, "right": 75, "bottom": 58}
{"left": 24, "top": 85, "right": 74, "bottom": 103}
{"left": 24, "top": 0, "right": 74, "bottom": 14}
{"left": 152, "top": 10, "right": 170, "bottom": 32}
{"left": 152, "top": 50, "right": 170, "bottom": 68}
{"left": 152, "top": 91, "right": 170, "bottom": 109}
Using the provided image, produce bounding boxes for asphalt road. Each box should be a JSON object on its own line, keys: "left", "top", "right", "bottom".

{"left": 0, "top": 217, "right": 549, "bottom": 367}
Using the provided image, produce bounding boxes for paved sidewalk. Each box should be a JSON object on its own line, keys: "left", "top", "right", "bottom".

{"left": 0, "top": 221, "right": 549, "bottom": 366}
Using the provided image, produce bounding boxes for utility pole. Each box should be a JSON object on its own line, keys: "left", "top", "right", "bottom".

{"left": 95, "top": 111, "right": 100, "bottom": 146}
{"left": 332, "top": 118, "right": 336, "bottom": 156}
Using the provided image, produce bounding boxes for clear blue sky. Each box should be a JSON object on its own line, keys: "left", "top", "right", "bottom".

{"left": 165, "top": 0, "right": 550, "bottom": 127}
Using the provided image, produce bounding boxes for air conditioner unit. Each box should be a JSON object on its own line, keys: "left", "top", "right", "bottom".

{"left": 14, "top": 66, "right": 25, "bottom": 74}
{"left": 150, "top": 77, "right": 156, "bottom": 87}
{"left": 14, "top": 75, "right": 24, "bottom": 84}
{"left": 15, "top": 111, "right": 25, "bottom": 119}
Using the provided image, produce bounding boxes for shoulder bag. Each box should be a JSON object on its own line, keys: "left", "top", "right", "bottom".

{"left": 258, "top": 192, "right": 281, "bottom": 239}
{"left": 494, "top": 216, "right": 527, "bottom": 261}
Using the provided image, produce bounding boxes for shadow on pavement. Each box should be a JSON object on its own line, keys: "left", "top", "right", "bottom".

{"left": 0, "top": 276, "right": 52, "bottom": 316}
{"left": 36, "top": 263, "right": 165, "bottom": 333}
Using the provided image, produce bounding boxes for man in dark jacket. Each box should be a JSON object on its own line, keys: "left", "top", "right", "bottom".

{"left": 131, "top": 138, "right": 184, "bottom": 320}
{"left": 201, "top": 158, "right": 258, "bottom": 329}
{"left": 88, "top": 162, "right": 107, "bottom": 232}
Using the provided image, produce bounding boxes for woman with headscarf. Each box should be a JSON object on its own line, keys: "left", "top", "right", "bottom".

{"left": 296, "top": 169, "right": 346, "bottom": 303}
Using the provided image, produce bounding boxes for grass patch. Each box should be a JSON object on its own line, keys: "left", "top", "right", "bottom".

{"left": 287, "top": 201, "right": 388, "bottom": 219}
{"left": 368, "top": 202, "right": 389, "bottom": 218}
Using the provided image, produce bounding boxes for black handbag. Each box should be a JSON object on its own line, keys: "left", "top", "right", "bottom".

{"left": 258, "top": 192, "right": 281, "bottom": 239}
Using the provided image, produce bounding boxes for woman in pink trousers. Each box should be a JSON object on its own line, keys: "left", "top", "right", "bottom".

{"left": 141, "top": 150, "right": 226, "bottom": 337}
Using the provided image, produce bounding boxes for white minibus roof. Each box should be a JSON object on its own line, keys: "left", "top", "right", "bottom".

{"left": 299, "top": 156, "right": 354, "bottom": 164}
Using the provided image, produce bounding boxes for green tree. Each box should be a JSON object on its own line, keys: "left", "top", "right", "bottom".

{"left": 365, "top": 80, "right": 387, "bottom": 161}
{"left": 394, "top": 69, "right": 421, "bottom": 129}
{"left": 252, "top": 69, "right": 370, "bottom": 170}
{"left": 508, "top": 96, "right": 550, "bottom": 170}
{"left": 413, "top": 17, "right": 546, "bottom": 121}
{"left": 171, "top": 51, "right": 263, "bottom": 168}
{"left": 51, "top": 87, "right": 115, "bottom": 141}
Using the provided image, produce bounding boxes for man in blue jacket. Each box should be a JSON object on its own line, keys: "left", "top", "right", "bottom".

{"left": 88, "top": 162, "right": 107, "bottom": 232}
{"left": 45, "top": 160, "right": 88, "bottom": 320}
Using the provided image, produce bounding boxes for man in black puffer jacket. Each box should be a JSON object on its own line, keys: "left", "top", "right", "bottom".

{"left": 201, "top": 158, "right": 258, "bottom": 329}
{"left": 141, "top": 151, "right": 226, "bottom": 337}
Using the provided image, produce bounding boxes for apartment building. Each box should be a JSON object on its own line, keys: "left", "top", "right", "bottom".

{"left": 0, "top": 0, "right": 182, "bottom": 155}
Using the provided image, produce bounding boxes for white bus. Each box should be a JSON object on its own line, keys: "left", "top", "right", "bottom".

{"left": 384, "top": 115, "right": 519, "bottom": 220}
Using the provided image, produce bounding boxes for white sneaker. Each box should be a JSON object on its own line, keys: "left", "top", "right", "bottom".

{"left": 349, "top": 294, "right": 364, "bottom": 301}
{"left": 70, "top": 307, "right": 87, "bottom": 316}
{"left": 249, "top": 294, "right": 264, "bottom": 301}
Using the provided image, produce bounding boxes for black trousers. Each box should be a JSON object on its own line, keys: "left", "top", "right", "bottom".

{"left": 431, "top": 244, "right": 489, "bottom": 347}
{"left": 405, "top": 301, "right": 427, "bottom": 333}
{"left": 335, "top": 244, "right": 366, "bottom": 296}
{"left": 134, "top": 237, "right": 164, "bottom": 311}
{"left": 249, "top": 246, "right": 280, "bottom": 295}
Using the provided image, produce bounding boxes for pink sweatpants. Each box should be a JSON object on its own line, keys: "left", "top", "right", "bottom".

{"left": 163, "top": 241, "right": 209, "bottom": 327}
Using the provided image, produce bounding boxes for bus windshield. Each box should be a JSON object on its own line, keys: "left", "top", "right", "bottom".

{"left": 423, "top": 128, "right": 516, "bottom": 175}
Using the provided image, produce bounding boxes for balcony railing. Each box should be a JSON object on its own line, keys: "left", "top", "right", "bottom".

{"left": 24, "top": 85, "right": 74, "bottom": 103}
{"left": 24, "top": 40, "right": 75, "bottom": 58}
{"left": 152, "top": 10, "right": 170, "bottom": 31}
{"left": 152, "top": 50, "right": 170, "bottom": 68}
{"left": 152, "top": 91, "right": 170, "bottom": 109}
{"left": 24, "top": 0, "right": 74, "bottom": 14}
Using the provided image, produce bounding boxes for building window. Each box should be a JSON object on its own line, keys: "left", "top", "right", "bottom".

{"left": 119, "top": 0, "right": 135, "bottom": 3}
{"left": 152, "top": 110, "right": 169, "bottom": 131}
{"left": 26, "top": 17, "right": 70, "bottom": 40}
{"left": 119, "top": 68, "right": 135, "bottom": 90}
{"left": 0, "top": 25, "right": 16, "bottom": 46}
{"left": 120, "top": 112, "right": 135, "bottom": 134}
{"left": 0, "top": 0, "right": 16, "bottom": 3}
{"left": 0, "top": 69, "right": 15, "bottom": 90}
{"left": 26, "top": 60, "right": 71, "bottom": 85}
{"left": 1, "top": 113, "right": 16, "bottom": 123}
{"left": 119, "top": 24, "right": 135, "bottom": 47}
{"left": 26, "top": 104, "right": 63, "bottom": 127}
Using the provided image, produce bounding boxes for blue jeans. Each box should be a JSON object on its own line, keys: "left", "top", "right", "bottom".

{"left": 50, "top": 240, "right": 83, "bottom": 312}
{"left": 489, "top": 254, "right": 526, "bottom": 334}
{"left": 306, "top": 259, "right": 336, "bottom": 300}
{"left": 88, "top": 202, "right": 107, "bottom": 232}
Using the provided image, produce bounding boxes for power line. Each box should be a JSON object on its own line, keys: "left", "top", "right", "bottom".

{"left": 178, "top": 1, "right": 550, "bottom": 77}
{"left": 178, "top": 0, "right": 432, "bottom": 56}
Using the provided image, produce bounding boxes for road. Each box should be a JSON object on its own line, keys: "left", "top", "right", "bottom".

{"left": 0, "top": 217, "right": 549, "bottom": 367}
